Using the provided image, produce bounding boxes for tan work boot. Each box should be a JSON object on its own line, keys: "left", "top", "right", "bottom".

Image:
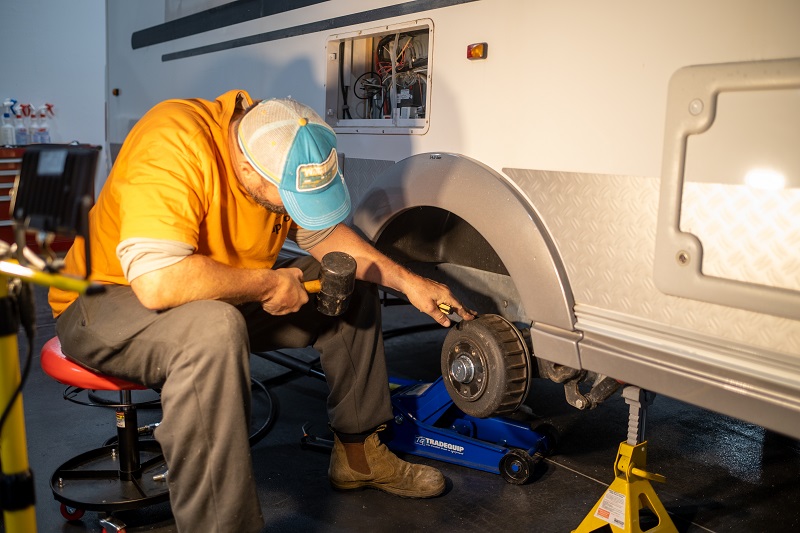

{"left": 329, "top": 432, "right": 446, "bottom": 498}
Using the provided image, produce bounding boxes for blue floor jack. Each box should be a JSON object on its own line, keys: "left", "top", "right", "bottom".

{"left": 269, "top": 313, "right": 557, "bottom": 483}
{"left": 384, "top": 375, "right": 556, "bottom": 484}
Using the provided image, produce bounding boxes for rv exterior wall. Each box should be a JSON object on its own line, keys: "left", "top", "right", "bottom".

{"left": 108, "top": 1, "right": 800, "bottom": 177}
{"left": 106, "top": 1, "right": 800, "bottom": 439}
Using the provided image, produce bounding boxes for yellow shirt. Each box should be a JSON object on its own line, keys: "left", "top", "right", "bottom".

{"left": 49, "top": 90, "right": 295, "bottom": 317}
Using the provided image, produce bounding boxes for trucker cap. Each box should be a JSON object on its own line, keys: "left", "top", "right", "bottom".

{"left": 237, "top": 98, "right": 351, "bottom": 230}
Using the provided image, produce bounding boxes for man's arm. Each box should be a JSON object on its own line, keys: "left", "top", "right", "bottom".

{"left": 130, "top": 254, "right": 309, "bottom": 314}
{"left": 307, "top": 224, "right": 475, "bottom": 326}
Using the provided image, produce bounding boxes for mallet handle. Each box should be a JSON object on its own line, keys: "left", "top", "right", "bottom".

{"left": 303, "top": 280, "right": 322, "bottom": 294}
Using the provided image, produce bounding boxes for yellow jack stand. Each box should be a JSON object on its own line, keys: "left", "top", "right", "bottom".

{"left": 572, "top": 440, "right": 677, "bottom": 533}
{"left": 573, "top": 386, "right": 678, "bottom": 533}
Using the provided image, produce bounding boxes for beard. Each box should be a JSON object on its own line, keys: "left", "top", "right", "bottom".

{"left": 243, "top": 182, "right": 288, "bottom": 215}
{"left": 255, "top": 197, "right": 288, "bottom": 214}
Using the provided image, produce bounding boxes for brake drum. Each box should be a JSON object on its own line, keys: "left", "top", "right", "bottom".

{"left": 440, "top": 314, "right": 531, "bottom": 418}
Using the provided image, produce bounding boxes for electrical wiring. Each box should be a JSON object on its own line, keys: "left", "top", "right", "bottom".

{"left": 347, "top": 30, "right": 429, "bottom": 121}
{"left": 338, "top": 41, "right": 352, "bottom": 119}
{"left": 354, "top": 71, "right": 381, "bottom": 100}
{"left": 354, "top": 100, "right": 368, "bottom": 120}
{"left": 370, "top": 31, "right": 429, "bottom": 118}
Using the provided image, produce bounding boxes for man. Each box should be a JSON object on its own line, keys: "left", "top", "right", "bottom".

{"left": 48, "top": 90, "right": 474, "bottom": 532}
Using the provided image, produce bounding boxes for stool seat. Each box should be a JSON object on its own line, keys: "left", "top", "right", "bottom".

{"left": 40, "top": 337, "right": 169, "bottom": 529}
{"left": 41, "top": 337, "right": 145, "bottom": 391}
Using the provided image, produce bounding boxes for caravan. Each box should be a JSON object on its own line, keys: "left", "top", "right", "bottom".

{"left": 106, "top": 0, "right": 800, "bottom": 439}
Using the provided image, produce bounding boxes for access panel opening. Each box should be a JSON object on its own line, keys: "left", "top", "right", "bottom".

{"left": 325, "top": 20, "right": 432, "bottom": 134}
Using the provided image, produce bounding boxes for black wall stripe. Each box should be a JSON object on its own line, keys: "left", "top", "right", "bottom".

{"left": 132, "top": 0, "right": 327, "bottom": 49}
{"left": 133, "top": 0, "right": 479, "bottom": 62}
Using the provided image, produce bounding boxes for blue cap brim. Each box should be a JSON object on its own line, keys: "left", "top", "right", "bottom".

{"left": 277, "top": 123, "right": 351, "bottom": 230}
{"left": 280, "top": 170, "right": 351, "bottom": 230}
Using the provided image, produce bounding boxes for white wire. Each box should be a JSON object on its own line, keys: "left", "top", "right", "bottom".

{"left": 22, "top": 246, "right": 48, "bottom": 270}
{"left": 0, "top": 239, "right": 55, "bottom": 271}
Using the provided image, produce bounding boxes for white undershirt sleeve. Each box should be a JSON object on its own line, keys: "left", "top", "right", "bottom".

{"left": 288, "top": 224, "right": 337, "bottom": 250}
{"left": 116, "top": 238, "right": 195, "bottom": 282}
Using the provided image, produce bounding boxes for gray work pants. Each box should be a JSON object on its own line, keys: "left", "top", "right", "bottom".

{"left": 56, "top": 256, "right": 393, "bottom": 533}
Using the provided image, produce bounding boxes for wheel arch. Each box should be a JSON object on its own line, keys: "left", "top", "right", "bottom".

{"left": 352, "top": 152, "right": 580, "bottom": 365}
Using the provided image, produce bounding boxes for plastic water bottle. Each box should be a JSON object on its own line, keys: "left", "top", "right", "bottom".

{"left": 18, "top": 103, "right": 33, "bottom": 143}
{"left": 0, "top": 99, "right": 15, "bottom": 145}
{"left": 32, "top": 104, "right": 52, "bottom": 144}
{"left": 14, "top": 112, "right": 28, "bottom": 145}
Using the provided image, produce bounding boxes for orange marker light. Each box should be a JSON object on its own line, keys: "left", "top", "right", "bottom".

{"left": 467, "top": 42, "right": 488, "bottom": 60}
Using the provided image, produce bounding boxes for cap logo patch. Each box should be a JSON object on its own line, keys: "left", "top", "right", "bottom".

{"left": 296, "top": 148, "right": 338, "bottom": 192}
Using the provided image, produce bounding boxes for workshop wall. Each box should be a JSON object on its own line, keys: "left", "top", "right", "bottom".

{"left": 0, "top": 0, "right": 108, "bottom": 188}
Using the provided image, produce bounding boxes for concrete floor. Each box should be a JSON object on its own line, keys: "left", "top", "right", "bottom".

{"left": 4, "top": 287, "right": 800, "bottom": 532}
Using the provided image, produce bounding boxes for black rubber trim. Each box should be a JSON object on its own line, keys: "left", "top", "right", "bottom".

{"left": 140, "top": 0, "right": 480, "bottom": 62}
{"left": 132, "top": 0, "right": 324, "bottom": 49}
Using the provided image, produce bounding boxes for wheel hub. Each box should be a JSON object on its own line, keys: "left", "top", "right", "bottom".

{"left": 445, "top": 343, "right": 487, "bottom": 401}
{"left": 440, "top": 314, "right": 531, "bottom": 418}
{"left": 450, "top": 353, "right": 476, "bottom": 384}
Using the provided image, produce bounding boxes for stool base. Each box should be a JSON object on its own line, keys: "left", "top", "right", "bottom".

{"left": 50, "top": 440, "right": 169, "bottom": 513}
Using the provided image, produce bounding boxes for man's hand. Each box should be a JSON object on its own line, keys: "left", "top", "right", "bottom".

{"left": 308, "top": 224, "right": 476, "bottom": 327}
{"left": 403, "top": 275, "right": 476, "bottom": 327}
{"left": 131, "top": 254, "right": 309, "bottom": 312}
{"left": 259, "top": 267, "right": 309, "bottom": 315}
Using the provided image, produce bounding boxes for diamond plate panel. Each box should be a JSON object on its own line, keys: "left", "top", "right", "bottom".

{"left": 506, "top": 169, "right": 800, "bottom": 355}
{"left": 681, "top": 183, "right": 800, "bottom": 291}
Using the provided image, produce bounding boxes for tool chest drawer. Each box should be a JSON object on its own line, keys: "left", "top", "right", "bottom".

{"left": 0, "top": 146, "right": 25, "bottom": 245}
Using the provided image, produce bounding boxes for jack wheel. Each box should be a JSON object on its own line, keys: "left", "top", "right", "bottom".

{"left": 441, "top": 314, "right": 531, "bottom": 418}
{"left": 60, "top": 503, "right": 85, "bottom": 521}
{"left": 500, "top": 449, "right": 537, "bottom": 485}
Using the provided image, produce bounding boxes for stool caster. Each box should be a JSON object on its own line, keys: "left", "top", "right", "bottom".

{"left": 60, "top": 502, "right": 85, "bottom": 521}
{"left": 99, "top": 514, "right": 128, "bottom": 533}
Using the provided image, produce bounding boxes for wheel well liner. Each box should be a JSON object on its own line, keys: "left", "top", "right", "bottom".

{"left": 373, "top": 206, "right": 508, "bottom": 276}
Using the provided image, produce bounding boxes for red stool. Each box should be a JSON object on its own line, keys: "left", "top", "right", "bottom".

{"left": 40, "top": 337, "right": 169, "bottom": 533}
